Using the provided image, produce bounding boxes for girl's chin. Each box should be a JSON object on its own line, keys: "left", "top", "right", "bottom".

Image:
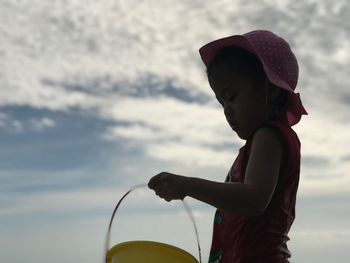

{"left": 233, "top": 128, "right": 250, "bottom": 140}
{"left": 236, "top": 132, "right": 247, "bottom": 140}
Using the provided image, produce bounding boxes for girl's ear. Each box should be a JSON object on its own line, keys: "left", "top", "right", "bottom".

{"left": 269, "top": 85, "right": 281, "bottom": 102}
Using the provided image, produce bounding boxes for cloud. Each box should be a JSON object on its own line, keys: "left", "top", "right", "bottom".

{"left": 0, "top": 112, "right": 23, "bottom": 132}
{"left": 1, "top": 0, "right": 349, "bottom": 198}
{"left": 100, "top": 95, "right": 240, "bottom": 166}
{"left": 29, "top": 117, "right": 56, "bottom": 131}
{"left": 1, "top": 0, "right": 349, "bottom": 196}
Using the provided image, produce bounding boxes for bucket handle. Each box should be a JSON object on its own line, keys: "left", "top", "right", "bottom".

{"left": 104, "top": 183, "right": 202, "bottom": 263}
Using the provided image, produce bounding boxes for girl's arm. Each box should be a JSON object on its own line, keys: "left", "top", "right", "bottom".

{"left": 148, "top": 127, "right": 283, "bottom": 217}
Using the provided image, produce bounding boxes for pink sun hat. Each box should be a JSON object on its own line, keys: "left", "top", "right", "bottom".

{"left": 199, "top": 30, "right": 307, "bottom": 126}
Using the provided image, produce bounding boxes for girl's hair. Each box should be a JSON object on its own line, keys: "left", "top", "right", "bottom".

{"left": 206, "top": 47, "right": 288, "bottom": 116}
{"left": 206, "top": 47, "right": 265, "bottom": 86}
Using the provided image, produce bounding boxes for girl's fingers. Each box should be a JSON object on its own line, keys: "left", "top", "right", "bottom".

{"left": 149, "top": 172, "right": 180, "bottom": 201}
{"left": 157, "top": 181, "right": 169, "bottom": 197}
{"left": 148, "top": 177, "right": 156, "bottom": 189}
{"left": 148, "top": 173, "right": 162, "bottom": 189}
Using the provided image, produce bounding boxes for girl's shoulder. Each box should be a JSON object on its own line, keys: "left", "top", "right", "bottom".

{"left": 245, "top": 121, "right": 301, "bottom": 163}
{"left": 263, "top": 121, "right": 300, "bottom": 147}
{"left": 261, "top": 122, "right": 301, "bottom": 174}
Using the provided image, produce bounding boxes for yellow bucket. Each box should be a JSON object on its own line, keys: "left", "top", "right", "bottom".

{"left": 106, "top": 240, "right": 198, "bottom": 263}
{"left": 104, "top": 184, "right": 201, "bottom": 263}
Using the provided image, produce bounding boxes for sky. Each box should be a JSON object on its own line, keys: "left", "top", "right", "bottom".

{"left": 1, "top": 0, "right": 350, "bottom": 262}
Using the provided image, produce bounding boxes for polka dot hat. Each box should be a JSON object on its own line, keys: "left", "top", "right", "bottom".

{"left": 199, "top": 30, "right": 307, "bottom": 126}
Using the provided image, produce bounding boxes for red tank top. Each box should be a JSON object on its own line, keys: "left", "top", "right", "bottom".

{"left": 209, "top": 121, "right": 301, "bottom": 263}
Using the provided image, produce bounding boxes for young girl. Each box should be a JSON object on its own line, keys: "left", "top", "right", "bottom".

{"left": 148, "top": 30, "right": 307, "bottom": 263}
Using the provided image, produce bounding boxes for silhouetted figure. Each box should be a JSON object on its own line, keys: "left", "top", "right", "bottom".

{"left": 149, "top": 30, "right": 307, "bottom": 263}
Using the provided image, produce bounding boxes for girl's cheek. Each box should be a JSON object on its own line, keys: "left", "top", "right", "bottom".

{"left": 228, "top": 103, "right": 236, "bottom": 114}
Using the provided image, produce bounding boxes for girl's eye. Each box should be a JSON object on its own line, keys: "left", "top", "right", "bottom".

{"left": 216, "top": 95, "right": 236, "bottom": 107}
{"left": 228, "top": 95, "right": 236, "bottom": 101}
{"left": 223, "top": 89, "right": 237, "bottom": 101}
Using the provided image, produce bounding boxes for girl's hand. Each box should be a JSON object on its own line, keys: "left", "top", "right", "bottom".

{"left": 148, "top": 172, "right": 188, "bottom": 202}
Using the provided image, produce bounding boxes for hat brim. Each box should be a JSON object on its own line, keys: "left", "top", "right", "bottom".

{"left": 199, "top": 35, "right": 294, "bottom": 93}
{"left": 199, "top": 35, "right": 308, "bottom": 126}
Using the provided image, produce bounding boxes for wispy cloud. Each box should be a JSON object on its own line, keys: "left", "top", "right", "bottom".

{"left": 29, "top": 117, "right": 56, "bottom": 131}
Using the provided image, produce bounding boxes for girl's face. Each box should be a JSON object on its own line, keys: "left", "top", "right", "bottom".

{"left": 209, "top": 68, "right": 268, "bottom": 140}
